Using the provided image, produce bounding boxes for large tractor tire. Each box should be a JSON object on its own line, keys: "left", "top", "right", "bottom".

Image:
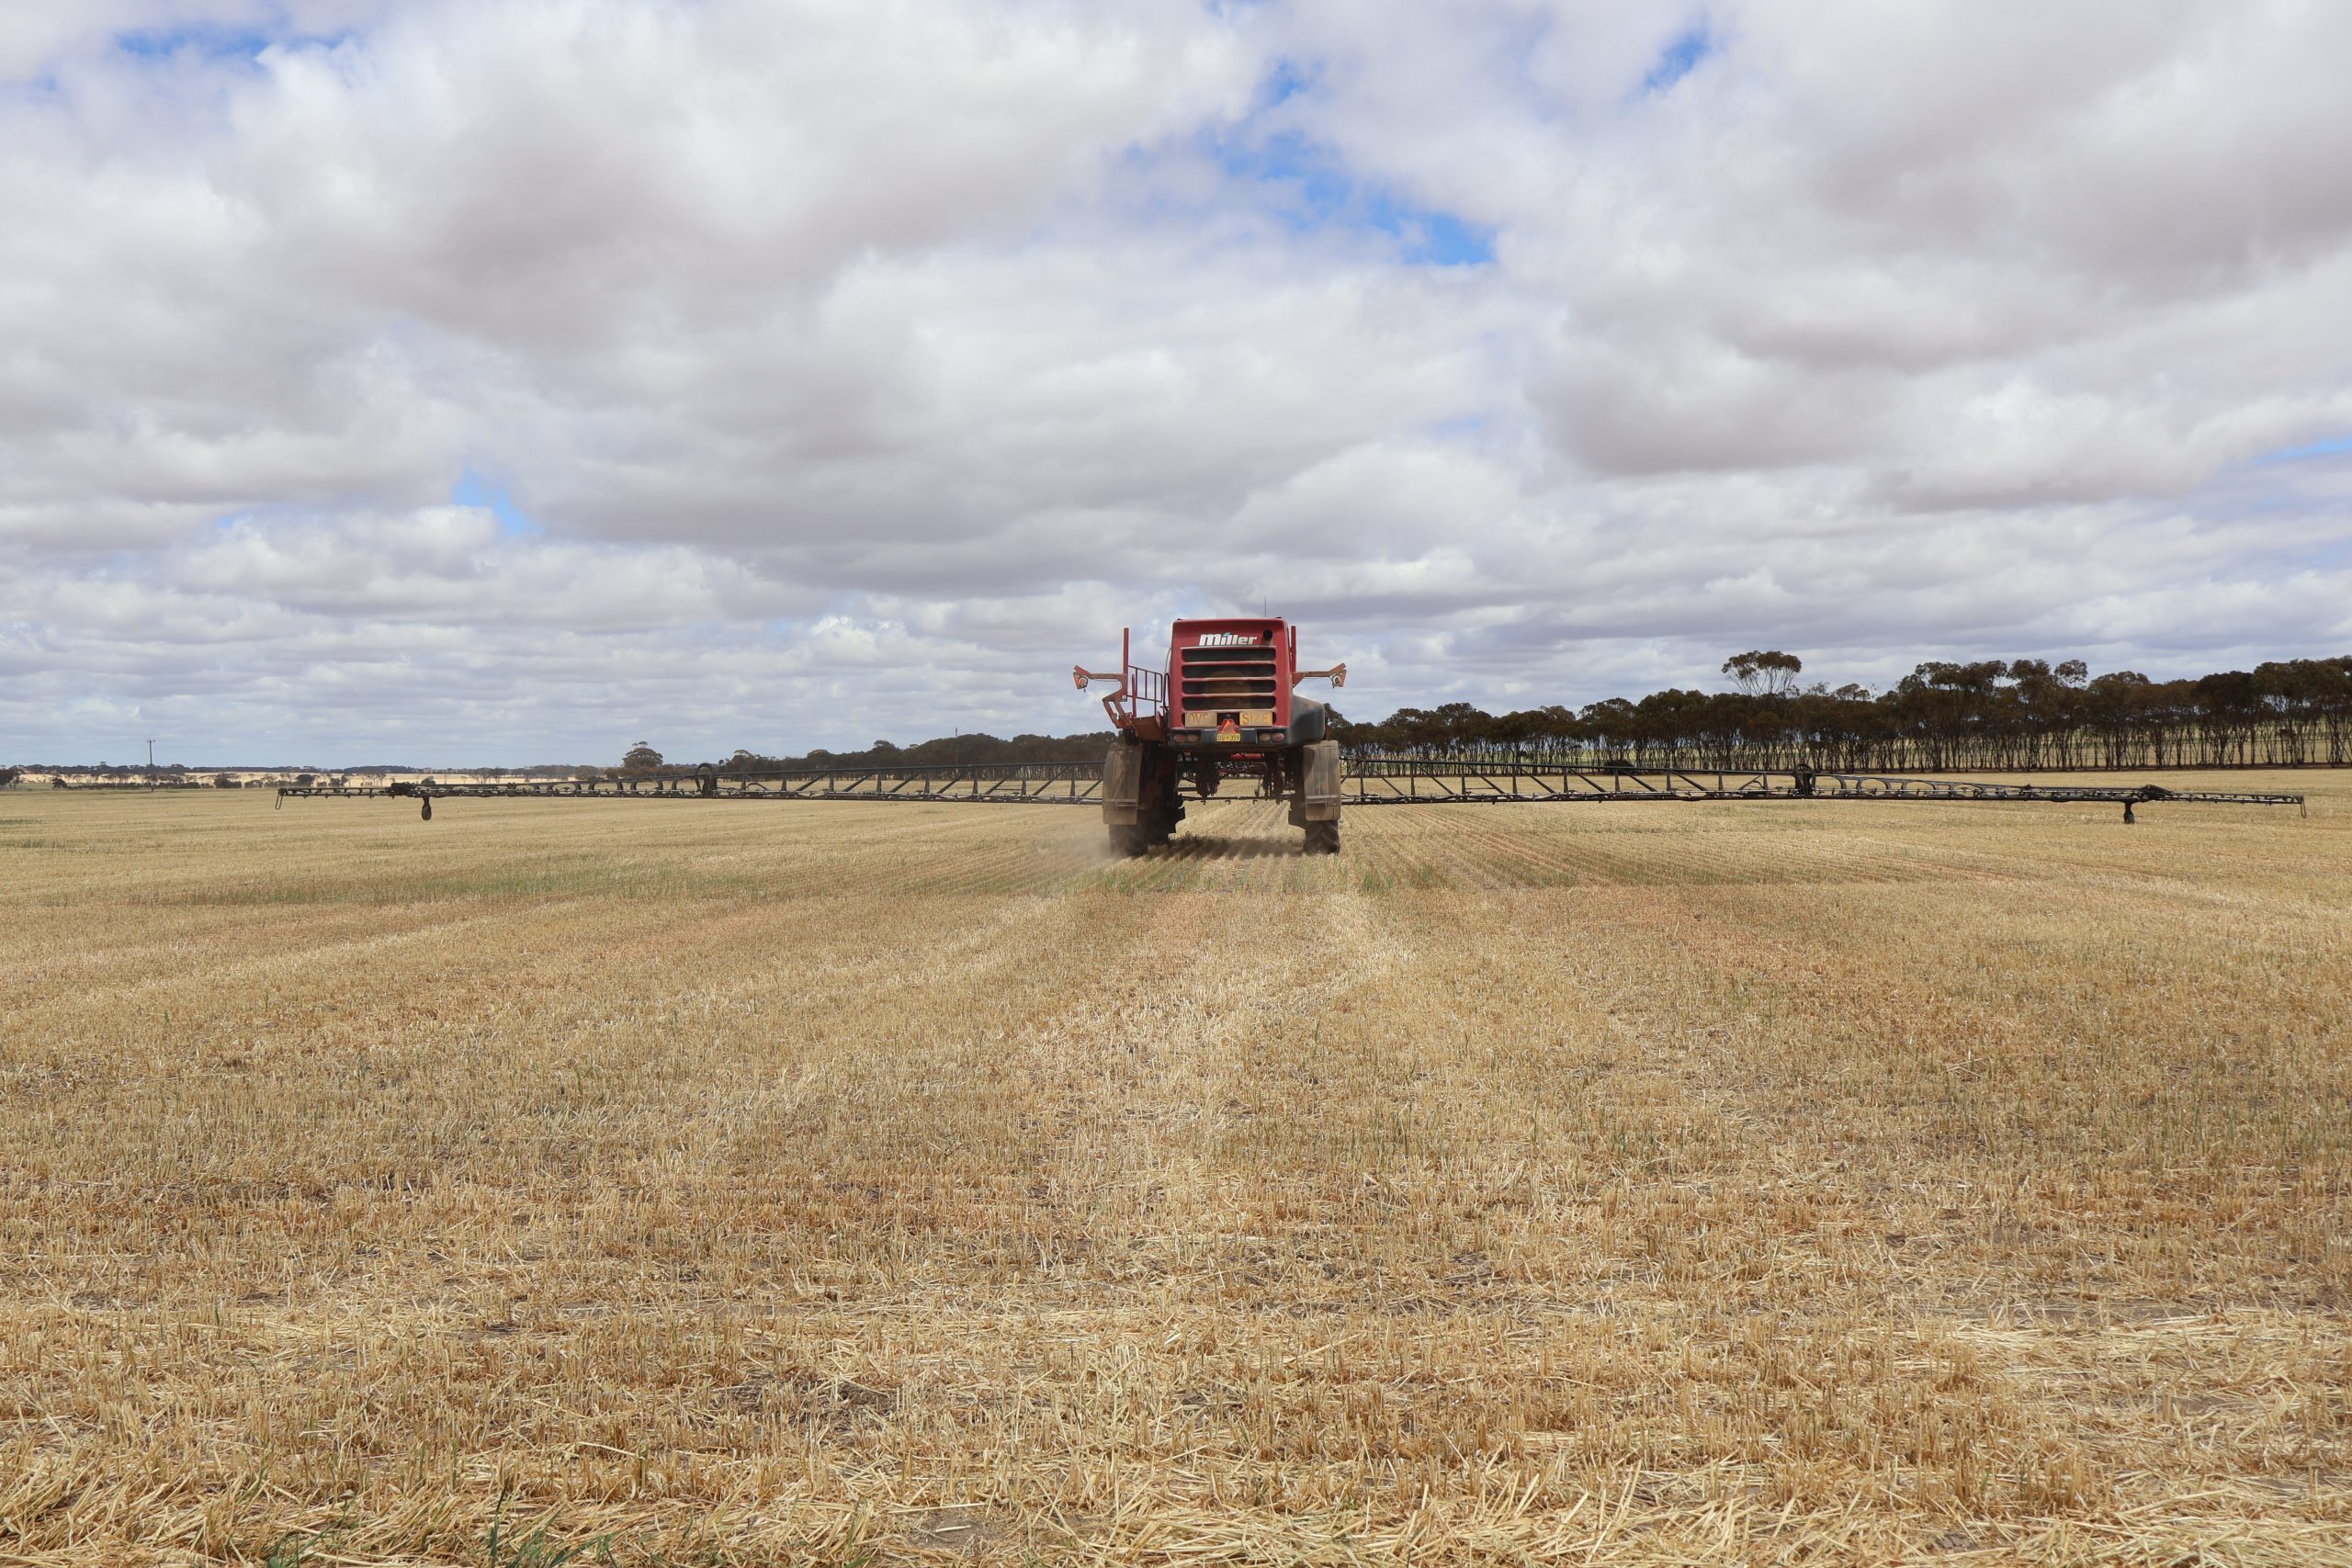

{"left": 1105, "top": 739, "right": 1183, "bottom": 856}
{"left": 1144, "top": 750, "right": 1183, "bottom": 846}
{"left": 1295, "top": 739, "right": 1342, "bottom": 854}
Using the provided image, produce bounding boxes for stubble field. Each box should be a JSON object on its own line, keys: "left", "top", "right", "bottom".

{"left": 1, "top": 778, "right": 2347, "bottom": 1565}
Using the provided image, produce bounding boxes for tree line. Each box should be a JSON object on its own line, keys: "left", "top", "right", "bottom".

{"left": 712, "top": 729, "right": 1116, "bottom": 775}
{"left": 1334, "top": 652, "right": 2352, "bottom": 773}
{"left": 656, "top": 649, "right": 2352, "bottom": 777}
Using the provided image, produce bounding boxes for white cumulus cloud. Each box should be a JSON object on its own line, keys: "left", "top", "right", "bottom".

{"left": 4, "top": 0, "right": 2349, "bottom": 763}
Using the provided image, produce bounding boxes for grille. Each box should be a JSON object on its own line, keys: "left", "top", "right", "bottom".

{"left": 1180, "top": 646, "right": 1278, "bottom": 709}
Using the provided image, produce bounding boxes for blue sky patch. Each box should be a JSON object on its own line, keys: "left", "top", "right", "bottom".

{"left": 451, "top": 470, "right": 544, "bottom": 537}
{"left": 114, "top": 20, "right": 356, "bottom": 68}
{"left": 1261, "top": 57, "right": 1315, "bottom": 108}
{"left": 1642, "top": 23, "right": 1713, "bottom": 95}
{"left": 2254, "top": 434, "right": 2352, "bottom": 463}
{"left": 116, "top": 24, "right": 281, "bottom": 62}
{"left": 1210, "top": 127, "right": 1495, "bottom": 266}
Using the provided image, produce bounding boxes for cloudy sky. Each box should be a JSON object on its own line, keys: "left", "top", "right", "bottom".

{"left": 5, "top": 0, "right": 2348, "bottom": 765}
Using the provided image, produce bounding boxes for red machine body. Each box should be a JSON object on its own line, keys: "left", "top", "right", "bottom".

{"left": 1076, "top": 618, "right": 1347, "bottom": 855}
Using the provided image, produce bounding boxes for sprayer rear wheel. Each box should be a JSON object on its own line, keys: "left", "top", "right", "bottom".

{"left": 1109, "top": 824, "right": 1148, "bottom": 857}
{"left": 1303, "top": 820, "right": 1339, "bottom": 855}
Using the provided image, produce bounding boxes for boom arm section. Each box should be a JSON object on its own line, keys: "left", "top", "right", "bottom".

{"left": 284, "top": 757, "right": 2306, "bottom": 825}
{"left": 1075, "top": 626, "right": 1168, "bottom": 734}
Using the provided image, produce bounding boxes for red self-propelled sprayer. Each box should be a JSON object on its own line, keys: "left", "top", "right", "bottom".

{"left": 1077, "top": 618, "right": 1348, "bottom": 856}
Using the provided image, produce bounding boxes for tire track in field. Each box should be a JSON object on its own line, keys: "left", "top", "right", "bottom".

{"left": 957, "top": 876, "right": 1422, "bottom": 1271}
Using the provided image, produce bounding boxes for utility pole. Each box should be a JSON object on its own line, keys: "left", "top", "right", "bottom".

{"left": 146, "top": 739, "right": 156, "bottom": 788}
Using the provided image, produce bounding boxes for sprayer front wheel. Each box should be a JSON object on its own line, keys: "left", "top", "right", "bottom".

{"left": 1303, "top": 820, "right": 1340, "bottom": 855}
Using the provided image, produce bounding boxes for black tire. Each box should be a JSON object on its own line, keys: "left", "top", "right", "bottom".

{"left": 1109, "top": 823, "right": 1148, "bottom": 857}
{"left": 1303, "top": 820, "right": 1339, "bottom": 855}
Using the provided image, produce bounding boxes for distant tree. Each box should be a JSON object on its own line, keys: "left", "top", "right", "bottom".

{"left": 1579, "top": 697, "right": 1639, "bottom": 761}
{"left": 2193, "top": 669, "right": 2264, "bottom": 766}
{"left": 1723, "top": 650, "right": 1804, "bottom": 697}
{"left": 621, "top": 740, "right": 663, "bottom": 776}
